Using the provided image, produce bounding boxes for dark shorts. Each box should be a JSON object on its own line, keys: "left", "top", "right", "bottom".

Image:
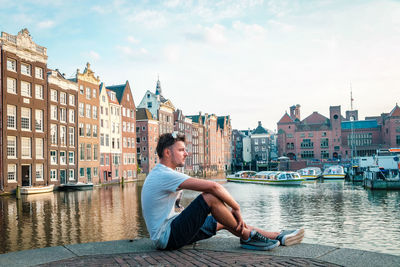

{"left": 165, "top": 194, "right": 217, "bottom": 250}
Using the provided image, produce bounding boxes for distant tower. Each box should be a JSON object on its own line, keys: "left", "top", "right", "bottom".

{"left": 155, "top": 76, "right": 162, "bottom": 96}
{"left": 289, "top": 104, "right": 301, "bottom": 121}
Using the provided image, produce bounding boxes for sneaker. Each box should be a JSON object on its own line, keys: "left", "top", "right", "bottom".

{"left": 276, "top": 229, "right": 304, "bottom": 246}
{"left": 240, "top": 230, "right": 280, "bottom": 251}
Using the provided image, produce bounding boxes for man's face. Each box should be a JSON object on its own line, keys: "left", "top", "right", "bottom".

{"left": 169, "top": 141, "right": 188, "bottom": 168}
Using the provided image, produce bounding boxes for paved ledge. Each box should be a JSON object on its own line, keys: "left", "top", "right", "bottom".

{"left": 0, "top": 238, "right": 399, "bottom": 267}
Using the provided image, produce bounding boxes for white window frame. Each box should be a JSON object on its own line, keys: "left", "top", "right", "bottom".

{"left": 50, "top": 89, "right": 58, "bottom": 102}
{"left": 60, "top": 151, "right": 67, "bottom": 165}
{"left": 35, "top": 109, "right": 43, "bottom": 132}
{"left": 21, "top": 81, "right": 32, "bottom": 97}
{"left": 7, "top": 136, "right": 17, "bottom": 158}
{"left": 21, "top": 137, "right": 31, "bottom": 159}
{"left": 36, "top": 164, "right": 44, "bottom": 181}
{"left": 50, "top": 124, "right": 57, "bottom": 145}
{"left": 60, "top": 92, "right": 67, "bottom": 105}
{"left": 35, "top": 67, "right": 44, "bottom": 79}
{"left": 60, "top": 108, "right": 67, "bottom": 123}
{"left": 69, "top": 151, "right": 75, "bottom": 165}
{"left": 86, "top": 104, "right": 91, "bottom": 118}
{"left": 79, "top": 103, "right": 84, "bottom": 117}
{"left": 35, "top": 84, "right": 44, "bottom": 99}
{"left": 50, "top": 169, "right": 57, "bottom": 181}
{"left": 21, "top": 108, "right": 31, "bottom": 131}
{"left": 86, "top": 87, "right": 91, "bottom": 99}
{"left": 7, "top": 58, "right": 17, "bottom": 72}
{"left": 7, "top": 105, "right": 17, "bottom": 129}
{"left": 69, "top": 127, "right": 75, "bottom": 147}
{"left": 69, "top": 109, "right": 75, "bottom": 123}
{"left": 21, "top": 63, "right": 31, "bottom": 76}
{"left": 7, "top": 77, "right": 17, "bottom": 94}
{"left": 69, "top": 169, "right": 75, "bottom": 180}
{"left": 60, "top": 126, "right": 67, "bottom": 146}
{"left": 35, "top": 138, "right": 44, "bottom": 159}
{"left": 50, "top": 150, "right": 57, "bottom": 165}
{"left": 69, "top": 94, "right": 75, "bottom": 106}
{"left": 50, "top": 105, "right": 58, "bottom": 121}
{"left": 8, "top": 164, "right": 17, "bottom": 182}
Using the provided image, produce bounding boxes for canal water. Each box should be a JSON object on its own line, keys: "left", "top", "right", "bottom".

{"left": 0, "top": 179, "right": 400, "bottom": 256}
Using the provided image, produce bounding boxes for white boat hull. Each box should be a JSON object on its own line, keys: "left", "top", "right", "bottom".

{"left": 322, "top": 174, "right": 346, "bottom": 179}
{"left": 20, "top": 184, "right": 54, "bottom": 195}
{"left": 227, "top": 177, "right": 304, "bottom": 185}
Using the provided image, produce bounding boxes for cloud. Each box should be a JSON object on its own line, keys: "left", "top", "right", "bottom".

{"left": 232, "top": 21, "right": 267, "bottom": 39}
{"left": 37, "top": 20, "right": 55, "bottom": 29}
{"left": 91, "top": 5, "right": 108, "bottom": 14}
{"left": 115, "top": 45, "right": 148, "bottom": 59}
{"left": 185, "top": 24, "right": 228, "bottom": 46}
{"left": 127, "top": 10, "right": 167, "bottom": 29}
{"left": 89, "top": 51, "right": 100, "bottom": 60}
{"left": 127, "top": 36, "right": 140, "bottom": 44}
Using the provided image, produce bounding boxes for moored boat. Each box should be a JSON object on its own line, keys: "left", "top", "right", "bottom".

{"left": 58, "top": 182, "right": 94, "bottom": 190}
{"left": 322, "top": 165, "right": 346, "bottom": 180}
{"left": 297, "top": 167, "right": 322, "bottom": 180}
{"left": 20, "top": 184, "right": 55, "bottom": 195}
{"left": 227, "top": 171, "right": 304, "bottom": 185}
{"left": 226, "top": 171, "right": 257, "bottom": 183}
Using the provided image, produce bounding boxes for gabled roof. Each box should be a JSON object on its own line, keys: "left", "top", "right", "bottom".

{"left": 106, "top": 89, "right": 119, "bottom": 104}
{"left": 136, "top": 108, "right": 154, "bottom": 120}
{"left": 301, "top": 112, "right": 328, "bottom": 125}
{"left": 277, "top": 113, "right": 294, "bottom": 124}
{"left": 389, "top": 104, "right": 400, "bottom": 117}
{"left": 106, "top": 81, "right": 128, "bottom": 103}
{"left": 252, "top": 125, "right": 268, "bottom": 134}
{"left": 217, "top": 116, "right": 229, "bottom": 130}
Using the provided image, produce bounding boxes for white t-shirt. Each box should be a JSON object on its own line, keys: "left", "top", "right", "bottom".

{"left": 141, "top": 163, "right": 189, "bottom": 249}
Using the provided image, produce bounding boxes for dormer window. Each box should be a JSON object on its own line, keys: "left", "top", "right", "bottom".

{"left": 147, "top": 94, "right": 150, "bottom": 98}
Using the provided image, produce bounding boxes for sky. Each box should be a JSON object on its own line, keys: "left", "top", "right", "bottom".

{"left": 1, "top": 0, "right": 399, "bottom": 131}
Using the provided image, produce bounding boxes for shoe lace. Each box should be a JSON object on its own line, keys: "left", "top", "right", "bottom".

{"left": 253, "top": 232, "right": 270, "bottom": 243}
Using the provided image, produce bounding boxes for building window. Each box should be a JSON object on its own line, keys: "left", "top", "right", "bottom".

{"left": 93, "top": 106, "right": 98, "bottom": 119}
{"left": 86, "top": 124, "right": 91, "bottom": 137}
{"left": 105, "top": 134, "right": 109, "bottom": 146}
{"left": 80, "top": 143, "right": 85, "bottom": 160}
{"left": 60, "top": 151, "right": 66, "bottom": 165}
{"left": 77, "top": 123, "right": 83, "bottom": 137}
{"left": 60, "top": 92, "right": 67, "bottom": 105}
{"left": 86, "top": 104, "right": 91, "bottom": 118}
{"left": 300, "top": 139, "right": 313, "bottom": 148}
{"left": 321, "top": 138, "right": 329, "bottom": 148}
{"left": 7, "top": 105, "right": 17, "bottom": 129}
{"left": 80, "top": 168, "right": 84, "bottom": 177}
{"left": 93, "top": 167, "right": 98, "bottom": 177}
{"left": 36, "top": 164, "right": 44, "bottom": 181}
{"left": 100, "top": 154, "right": 104, "bottom": 165}
{"left": 396, "top": 135, "right": 400, "bottom": 145}
{"left": 21, "top": 63, "right": 31, "bottom": 76}
{"left": 50, "top": 169, "right": 57, "bottom": 181}
{"left": 7, "top": 136, "right": 17, "bottom": 158}
{"left": 7, "top": 58, "right": 16, "bottom": 71}
{"left": 69, "top": 109, "right": 75, "bottom": 123}
{"left": 50, "top": 105, "right": 57, "bottom": 120}
{"left": 93, "top": 125, "right": 98, "bottom": 137}
{"left": 35, "top": 138, "right": 43, "bottom": 159}
{"left": 100, "top": 134, "right": 105, "bottom": 146}
{"left": 93, "top": 144, "right": 98, "bottom": 161}
{"left": 21, "top": 137, "right": 31, "bottom": 158}
{"left": 8, "top": 164, "right": 17, "bottom": 182}
{"left": 69, "top": 169, "right": 75, "bottom": 180}
{"left": 86, "top": 87, "right": 91, "bottom": 99}
{"left": 79, "top": 103, "right": 84, "bottom": 117}
{"left": 86, "top": 144, "right": 92, "bottom": 160}
{"left": 79, "top": 85, "right": 84, "bottom": 94}
{"left": 321, "top": 150, "right": 329, "bottom": 159}
{"left": 105, "top": 154, "right": 110, "bottom": 165}
{"left": 21, "top": 81, "right": 32, "bottom": 97}
{"left": 50, "top": 150, "right": 57, "bottom": 165}
{"left": 50, "top": 124, "right": 57, "bottom": 145}
{"left": 7, "top": 77, "right": 17, "bottom": 94}
{"left": 35, "top": 67, "right": 44, "bottom": 79}
{"left": 60, "top": 126, "right": 67, "bottom": 146}
{"left": 50, "top": 89, "right": 58, "bottom": 102}
{"left": 60, "top": 108, "right": 66, "bottom": 122}
{"left": 35, "top": 109, "right": 44, "bottom": 132}
{"left": 35, "top": 84, "right": 44, "bottom": 99}
{"left": 69, "top": 94, "right": 75, "bottom": 106}
{"left": 69, "top": 127, "right": 75, "bottom": 147}
{"left": 92, "top": 88, "right": 96, "bottom": 98}
{"left": 147, "top": 102, "right": 152, "bottom": 108}
{"left": 21, "top": 108, "right": 31, "bottom": 131}
{"left": 301, "top": 150, "right": 314, "bottom": 159}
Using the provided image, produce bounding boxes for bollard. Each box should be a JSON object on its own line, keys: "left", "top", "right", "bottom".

{"left": 16, "top": 185, "right": 21, "bottom": 199}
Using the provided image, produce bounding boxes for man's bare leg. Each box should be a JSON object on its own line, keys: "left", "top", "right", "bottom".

{"left": 201, "top": 193, "right": 251, "bottom": 240}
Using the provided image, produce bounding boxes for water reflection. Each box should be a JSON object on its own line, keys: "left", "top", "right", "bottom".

{"left": 1, "top": 180, "right": 400, "bottom": 256}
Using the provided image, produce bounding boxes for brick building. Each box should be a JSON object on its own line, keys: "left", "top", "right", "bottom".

{"left": 99, "top": 83, "right": 112, "bottom": 182}
{"left": 1, "top": 29, "right": 48, "bottom": 193}
{"left": 72, "top": 63, "right": 100, "bottom": 184}
{"left": 136, "top": 108, "right": 159, "bottom": 174}
{"left": 106, "top": 81, "right": 137, "bottom": 181}
{"left": 47, "top": 70, "right": 78, "bottom": 184}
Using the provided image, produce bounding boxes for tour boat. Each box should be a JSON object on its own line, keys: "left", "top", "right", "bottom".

{"left": 227, "top": 171, "right": 304, "bottom": 185}
{"left": 20, "top": 184, "right": 55, "bottom": 195}
{"left": 226, "top": 171, "right": 257, "bottom": 182}
{"left": 58, "top": 182, "right": 94, "bottom": 190}
{"left": 297, "top": 167, "right": 322, "bottom": 180}
{"left": 322, "top": 165, "right": 346, "bottom": 180}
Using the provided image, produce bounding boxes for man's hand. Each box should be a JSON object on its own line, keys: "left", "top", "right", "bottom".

{"left": 231, "top": 208, "right": 247, "bottom": 235}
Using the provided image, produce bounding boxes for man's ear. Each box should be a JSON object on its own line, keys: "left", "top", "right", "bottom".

{"left": 164, "top": 147, "right": 171, "bottom": 158}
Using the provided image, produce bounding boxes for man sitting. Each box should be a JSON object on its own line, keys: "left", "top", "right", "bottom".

{"left": 141, "top": 133, "right": 304, "bottom": 250}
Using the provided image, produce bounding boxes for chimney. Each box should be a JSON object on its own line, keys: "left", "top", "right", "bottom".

{"left": 290, "top": 104, "right": 301, "bottom": 120}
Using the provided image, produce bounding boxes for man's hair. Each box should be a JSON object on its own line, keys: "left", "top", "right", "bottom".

{"left": 156, "top": 132, "right": 186, "bottom": 159}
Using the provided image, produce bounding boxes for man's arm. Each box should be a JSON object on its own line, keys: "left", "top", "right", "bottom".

{"left": 178, "top": 178, "right": 239, "bottom": 209}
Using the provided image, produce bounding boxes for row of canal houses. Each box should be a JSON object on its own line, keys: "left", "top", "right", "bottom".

{"left": 0, "top": 29, "right": 232, "bottom": 194}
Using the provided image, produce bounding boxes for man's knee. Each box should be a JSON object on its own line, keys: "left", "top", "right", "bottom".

{"left": 201, "top": 192, "right": 222, "bottom": 208}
